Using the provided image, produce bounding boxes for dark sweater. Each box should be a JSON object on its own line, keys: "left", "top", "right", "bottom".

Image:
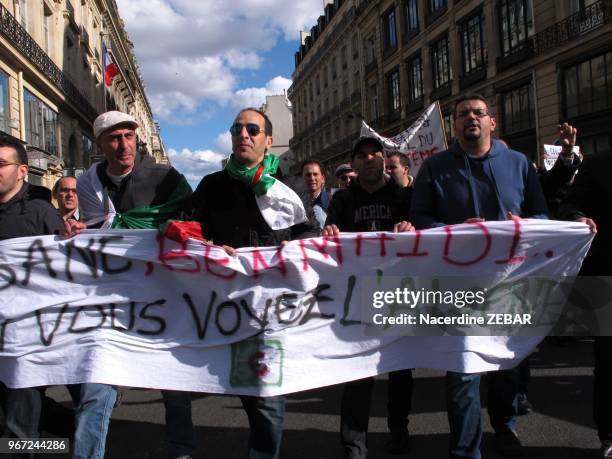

{"left": 558, "top": 152, "right": 612, "bottom": 276}
{"left": 95, "top": 154, "right": 190, "bottom": 213}
{"left": 0, "top": 183, "right": 63, "bottom": 240}
{"left": 325, "top": 180, "right": 412, "bottom": 232}
{"left": 192, "top": 170, "right": 319, "bottom": 248}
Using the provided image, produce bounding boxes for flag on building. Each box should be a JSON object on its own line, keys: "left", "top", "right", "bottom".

{"left": 360, "top": 101, "right": 447, "bottom": 177}
{"left": 103, "top": 43, "right": 119, "bottom": 87}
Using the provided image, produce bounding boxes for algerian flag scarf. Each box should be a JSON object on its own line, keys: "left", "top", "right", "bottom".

{"left": 77, "top": 163, "right": 191, "bottom": 229}
{"left": 225, "top": 154, "right": 307, "bottom": 230}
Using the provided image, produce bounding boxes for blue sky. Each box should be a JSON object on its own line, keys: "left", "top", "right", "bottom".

{"left": 115, "top": 0, "right": 323, "bottom": 189}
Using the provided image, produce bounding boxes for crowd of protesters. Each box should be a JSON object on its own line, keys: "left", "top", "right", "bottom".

{"left": 0, "top": 91, "right": 610, "bottom": 459}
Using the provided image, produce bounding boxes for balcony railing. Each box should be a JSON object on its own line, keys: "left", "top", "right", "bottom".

{"left": 0, "top": 3, "right": 98, "bottom": 121}
{"left": 533, "top": 0, "right": 612, "bottom": 55}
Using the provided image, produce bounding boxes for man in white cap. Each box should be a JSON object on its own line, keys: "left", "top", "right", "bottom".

{"left": 67, "top": 110, "right": 195, "bottom": 459}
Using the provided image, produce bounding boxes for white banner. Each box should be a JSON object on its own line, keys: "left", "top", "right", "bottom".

{"left": 542, "top": 144, "right": 580, "bottom": 171}
{"left": 0, "top": 221, "right": 592, "bottom": 396}
{"left": 360, "top": 102, "right": 447, "bottom": 177}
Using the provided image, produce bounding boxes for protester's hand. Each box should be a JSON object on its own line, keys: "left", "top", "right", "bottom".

{"left": 393, "top": 221, "right": 415, "bottom": 232}
{"left": 507, "top": 212, "right": 521, "bottom": 221}
{"left": 558, "top": 122, "right": 577, "bottom": 156}
{"left": 61, "top": 219, "right": 86, "bottom": 238}
{"left": 464, "top": 217, "right": 485, "bottom": 224}
{"left": 221, "top": 245, "right": 236, "bottom": 256}
{"left": 322, "top": 224, "right": 340, "bottom": 237}
{"left": 577, "top": 217, "right": 597, "bottom": 233}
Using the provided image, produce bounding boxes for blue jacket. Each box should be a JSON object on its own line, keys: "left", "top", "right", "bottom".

{"left": 409, "top": 139, "right": 548, "bottom": 229}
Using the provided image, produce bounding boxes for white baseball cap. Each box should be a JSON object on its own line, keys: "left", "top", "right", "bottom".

{"left": 93, "top": 111, "right": 139, "bottom": 139}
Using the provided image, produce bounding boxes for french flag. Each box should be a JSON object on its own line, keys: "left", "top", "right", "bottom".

{"left": 103, "top": 43, "right": 119, "bottom": 87}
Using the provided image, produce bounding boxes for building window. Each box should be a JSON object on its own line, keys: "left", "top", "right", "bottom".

{"left": 563, "top": 51, "right": 612, "bottom": 118}
{"left": 384, "top": 8, "right": 398, "bottom": 50}
{"left": 370, "top": 85, "right": 379, "bottom": 122}
{"left": 43, "top": 5, "right": 53, "bottom": 57}
{"left": 0, "top": 72, "right": 8, "bottom": 133}
{"left": 569, "top": 0, "right": 598, "bottom": 13}
{"left": 431, "top": 36, "right": 451, "bottom": 91}
{"left": 367, "top": 36, "right": 376, "bottom": 64}
{"left": 501, "top": 84, "right": 534, "bottom": 135}
{"left": 429, "top": 0, "right": 447, "bottom": 14}
{"left": 460, "top": 13, "right": 485, "bottom": 75}
{"left": 81, "top": 134, "right": 94, "bottom": 159}
{"left": 24, "top": 90, "right": 58, "bottom": 156}
{"left": 404, "top": 0, "right": 419, "bottom": 34}
{"left": 387, "top": 69, "right": 401, "bottom": 116}
{"left": 499, "top": 0, "right": 534, "bottom": 57}
{"left": 352, "top": 34, "right": 359, "bottom": 58}
{"left": 406, "top": 54, "right": 423, "bottom": 105}
{"left": 18, "top": 0, "right": 27, "bottom": 30}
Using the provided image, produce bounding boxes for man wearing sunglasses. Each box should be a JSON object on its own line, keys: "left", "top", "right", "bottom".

{"left": 410, "top": 93, "right": 548, "bottom": 459}
{"left": 192, "top": 108, "right": 318, "bottom": 459}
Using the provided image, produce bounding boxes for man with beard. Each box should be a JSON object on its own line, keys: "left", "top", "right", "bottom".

{"left": 323, "top": 137, "right": 413, "bottom": 459}
{"left": 410, "top": 94, "right": 548, "bottom": 458}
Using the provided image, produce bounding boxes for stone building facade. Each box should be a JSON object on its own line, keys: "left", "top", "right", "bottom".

{"left": 288, "top": 0, "right": 612, "bottom": 172}
{"left": 0, "top": 0, "right": 166, "bottom": 190}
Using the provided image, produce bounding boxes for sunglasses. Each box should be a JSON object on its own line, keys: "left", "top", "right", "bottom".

{"left": 229, "top": 123, "right": 266, "bottom": 137}
{"left": 457, "top": 108, "right": 490, "bottom": 118}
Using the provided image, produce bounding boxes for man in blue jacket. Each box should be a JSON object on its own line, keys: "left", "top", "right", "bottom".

{"left": 410, "top": 93, "right": 548, "bottom": 458}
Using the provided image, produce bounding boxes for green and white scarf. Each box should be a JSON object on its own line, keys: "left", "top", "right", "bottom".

{"left": 225, "top": 154, "right": 307, "bottom": 230}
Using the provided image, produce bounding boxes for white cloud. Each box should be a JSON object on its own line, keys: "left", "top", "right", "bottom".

{"left": 116, "top": 0, "right": 321, "bottom": 122}
{"left": 214, "top": 132, "right": 232, "bottom": 154}
{"left": 167, "top": 148, "right": 226, "bottom": 187}
{"left": 233, "top": 76, "right": 293, "bottom": 109}
{"left": 223, "top": 50, "right": 263, "bottom": 70}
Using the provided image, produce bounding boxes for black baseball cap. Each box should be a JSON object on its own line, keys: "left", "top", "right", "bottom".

{"left": 352, "top": 137, "right": 384, "bottom": 159}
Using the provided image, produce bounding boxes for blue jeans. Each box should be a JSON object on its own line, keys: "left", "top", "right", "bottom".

{"left": 446, "top": 370, "right": 518, "bottom": 459}
{"left": 162, "top": 390, "right": 195, "bottom": 458}
{"left": 240, "top": 395, "right": 285, "bottom": 459}
{"left": 68, "top": 383, "right": 117, "bottom": 459}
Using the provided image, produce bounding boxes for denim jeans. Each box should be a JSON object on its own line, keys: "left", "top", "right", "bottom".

{"left": 387, "top": 369, "right": 413, "bottom": 435}
{"left": 68, "top": 383, "right": 117, "bottom": 459}
{"left": 162, "top": 390, "right": 195, "bottom": 458}
{"left": 240, "top": 395, "right": 285, "bottom": 459}
{"left": 340, "top": 377, "right": 374, "bottom": 459}
{"left": 446, "top": 370, "right": 518, "bottom": 459}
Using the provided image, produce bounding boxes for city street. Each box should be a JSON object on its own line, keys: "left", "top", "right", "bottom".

{"left": 44, "top": 338, "right": 600, "bottom": 458}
